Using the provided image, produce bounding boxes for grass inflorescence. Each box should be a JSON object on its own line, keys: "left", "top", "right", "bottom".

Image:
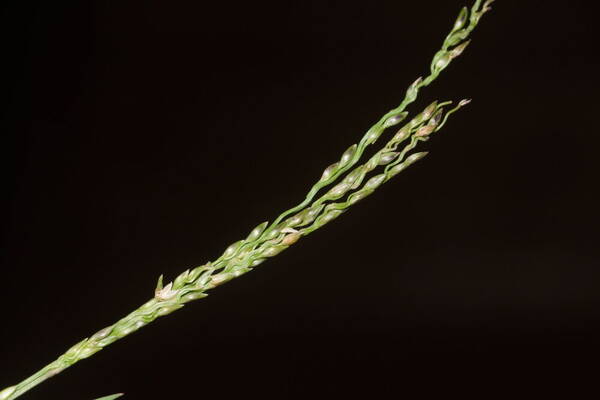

{"left": 0, "top": 1, "right": 494, "bottom": 399}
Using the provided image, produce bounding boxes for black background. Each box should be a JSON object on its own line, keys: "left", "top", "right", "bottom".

{"left": 2, "top": 0, "right": 599, "bottom": 399}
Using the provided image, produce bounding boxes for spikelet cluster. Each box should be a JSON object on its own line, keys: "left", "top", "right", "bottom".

{"left": 57, "top": 0, "right": 488, "bottom": 371}
{"left": 0, "top": 2, "right": 494, "bottom": 399}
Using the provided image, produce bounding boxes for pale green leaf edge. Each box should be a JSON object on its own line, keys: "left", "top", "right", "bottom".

{"left": 93, "top": 394, "right": 124, "bottom": 400}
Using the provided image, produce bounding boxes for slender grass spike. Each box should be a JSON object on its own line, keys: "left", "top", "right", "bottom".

{"left": 0, "top": 1, "right": 494, "bottom": 399}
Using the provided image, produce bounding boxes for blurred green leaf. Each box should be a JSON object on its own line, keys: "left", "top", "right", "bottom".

{"left": 93, "top": 394, "right": 123, "bottom": 400}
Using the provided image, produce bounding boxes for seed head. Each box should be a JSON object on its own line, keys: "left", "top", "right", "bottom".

{"left": 453, "top": 7, "right": 469, "bottom": 31}
{"left": 393, "top": 128, "right": 410, "bottom": 142}
{"left": 327, "top": 182, "right": 351, "bottom": 198}
{"left": 282, "top": 232, "right": 302, "bottom": 246}
{"left": 247, "top": 221, "right": 269, "bottom": 241}
{"left": 364, "top": 174, "right": 386, "bottom": 190}
{"left": 434, "top": 53, "right": 451, "bottom": 72}
{"left": 155, "top": 282, "right": 178, "bottom": 301}
{"left": 378, "top": 152, "right": 399, "bottom": 165}
{"left": 450, "top": 40, "right": 471, "bottom": 59}
{"left": 340, "top": 144, "right": 357, "bottom": 167}
{"left": 405, "top": 77, "right": 423, "bottom": 102}
{"left": 383, "top": 111, "right": 408, "bottom": 128}
{"left": 428, "top": 109, "right": 444, "bottom": 127}
{"left": 364, "top": 129, "right": 381, "bottom": 144}
{"left": 210, "top": 273, "right": 233, "bottom": 287}
{"left": 320, "top": 162, "right": 339, "bottom": 181}
{"left": 422, "top": 101, "right": 438, "bottom": 121}
{"left": 415, "top": 125, "right": 435, "bottom": 137}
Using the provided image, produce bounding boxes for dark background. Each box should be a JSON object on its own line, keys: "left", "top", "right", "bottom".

{"left": 2, "top": 0, "right": 599, "bottom": 399}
